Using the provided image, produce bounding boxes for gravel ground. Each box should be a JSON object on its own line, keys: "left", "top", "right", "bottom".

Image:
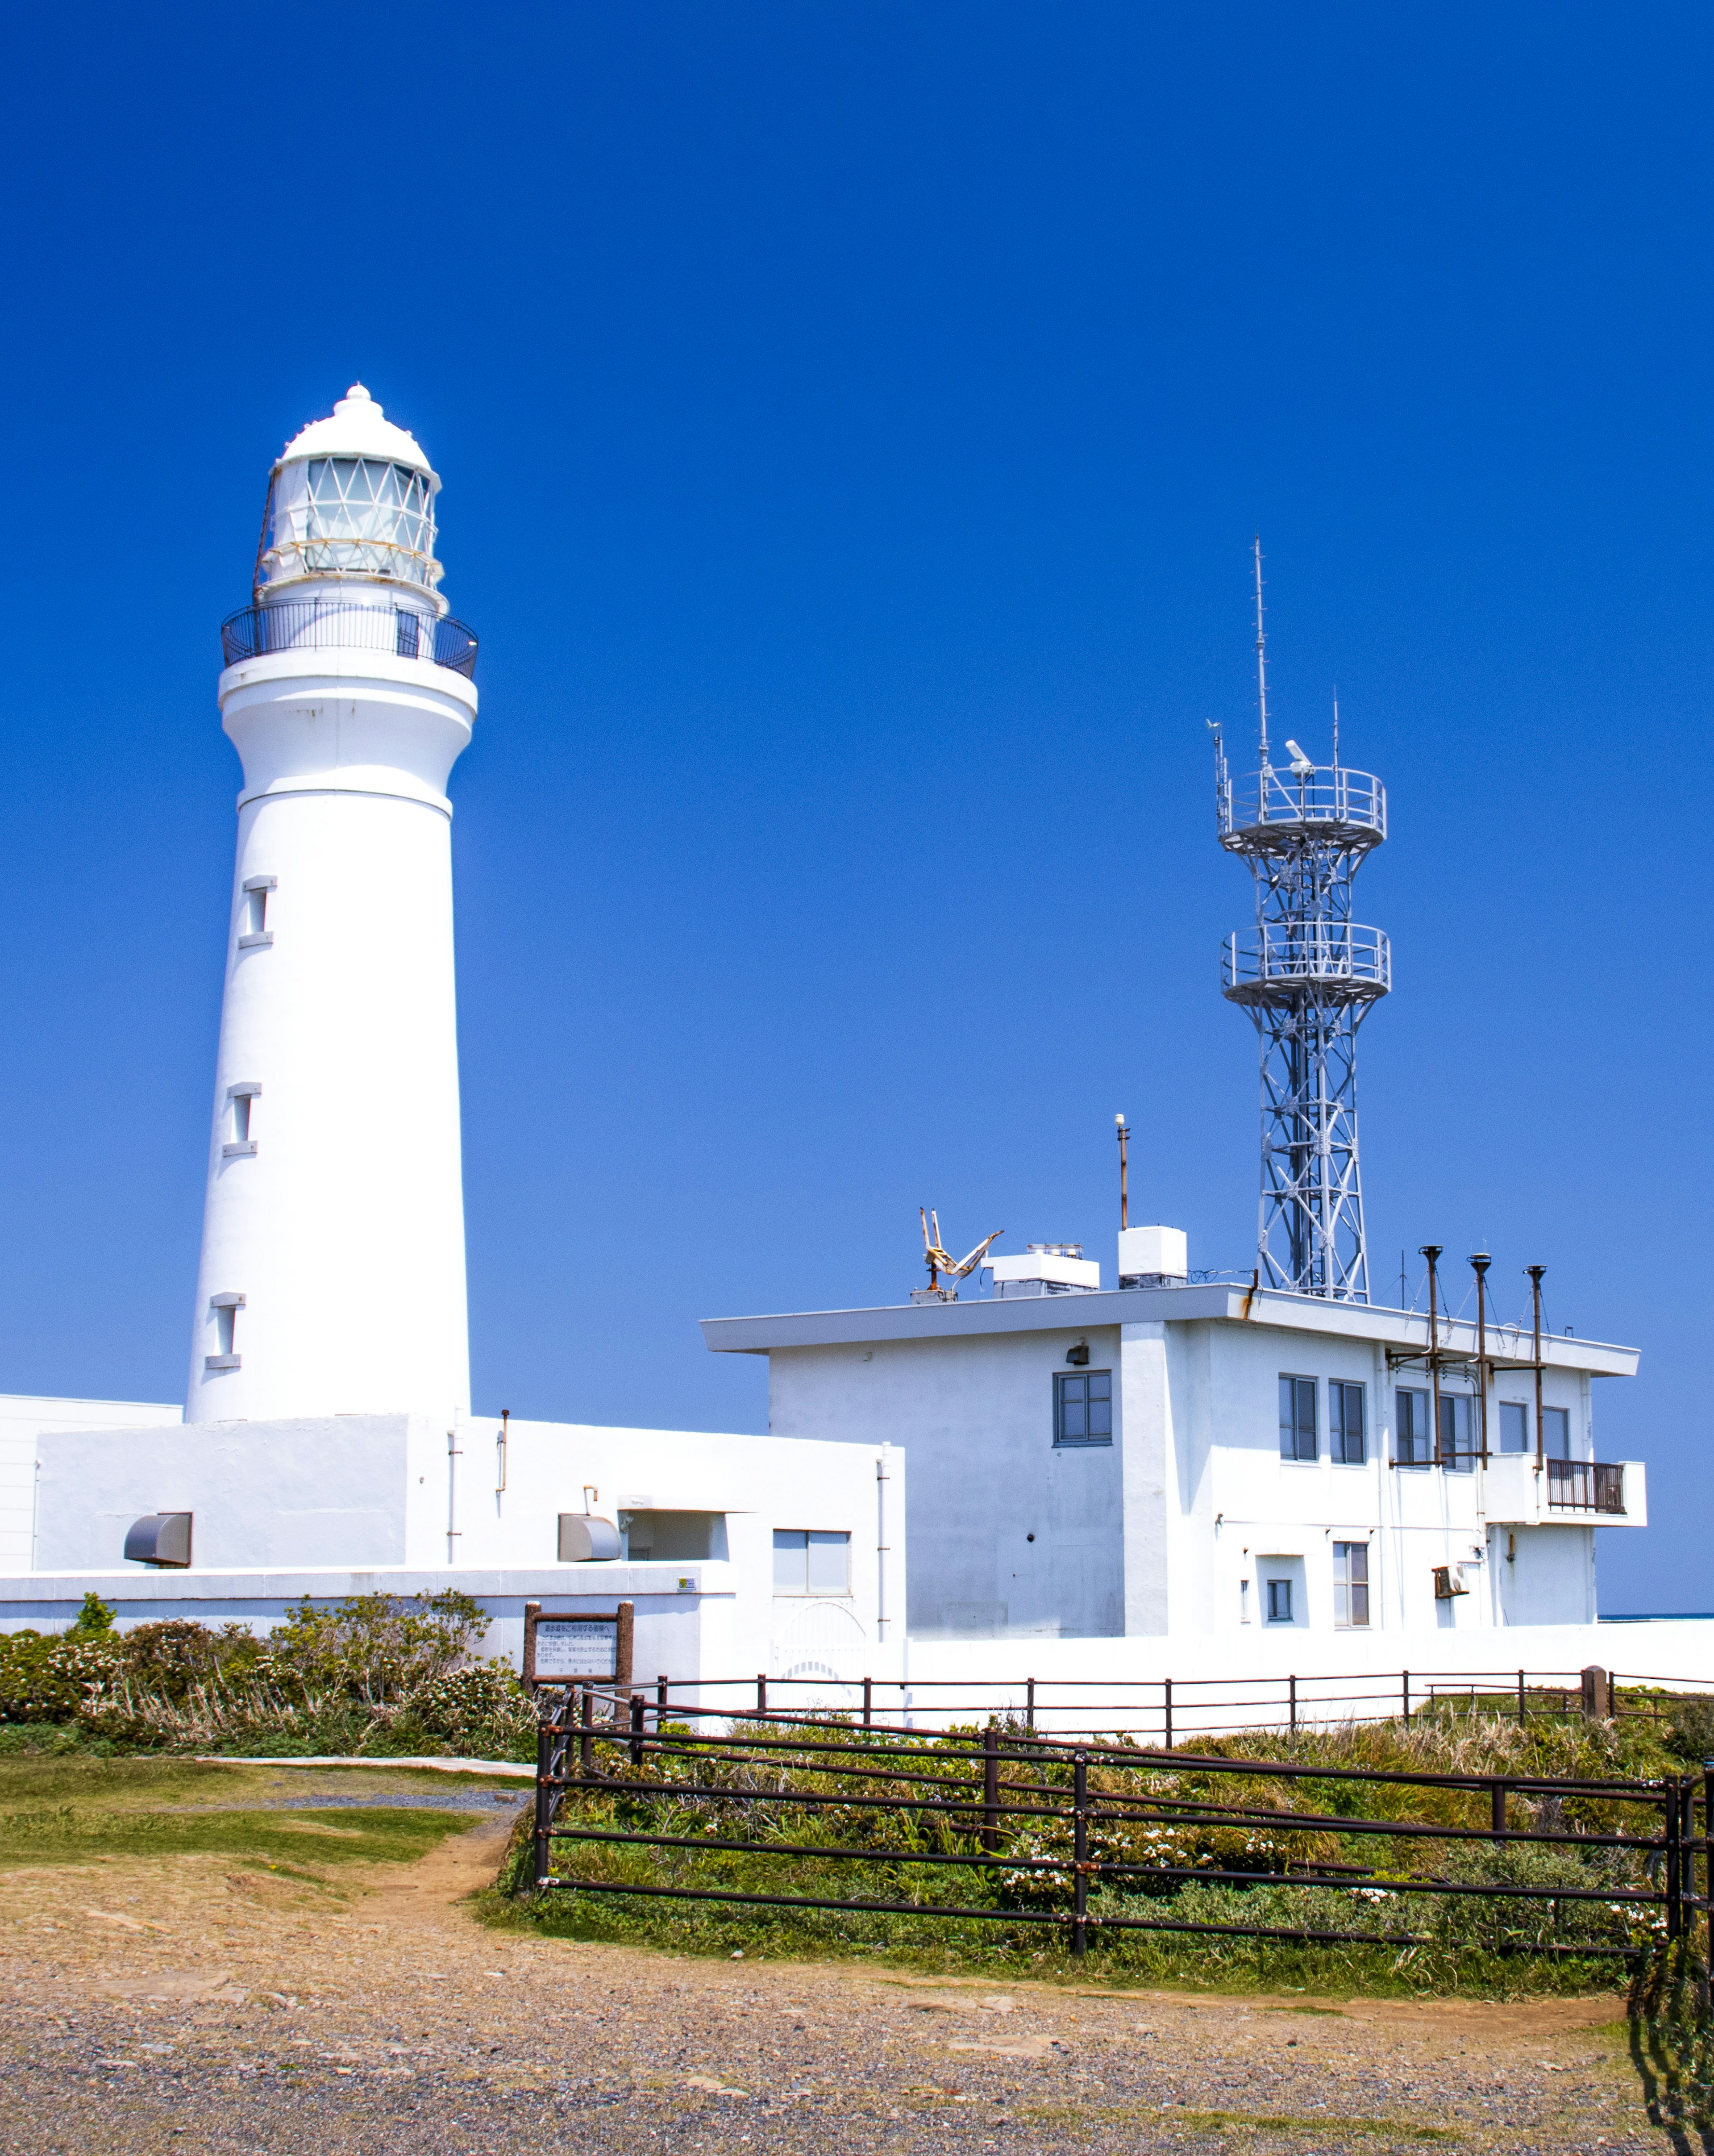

{"left": 0, "top": 1779, "right": 1682, "bottom": 2155}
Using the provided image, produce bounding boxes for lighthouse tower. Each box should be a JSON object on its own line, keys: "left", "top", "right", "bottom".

{"left": 186, "top": 387, "right": 478, "bottom": 1425}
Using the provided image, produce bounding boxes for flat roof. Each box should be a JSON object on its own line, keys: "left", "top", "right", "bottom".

{"left": 700, "top": 1282, "right": 1639, "bottom": 1377}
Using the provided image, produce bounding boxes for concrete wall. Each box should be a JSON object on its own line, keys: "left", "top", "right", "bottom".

{"left": 769, "top": 1326, "right": 1123, "bottom": 1639}
{"left": 0, "top": 1395, "right": 182, "bottom": 1572}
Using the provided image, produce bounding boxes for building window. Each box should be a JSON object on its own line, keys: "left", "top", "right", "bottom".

{"left": 1054, "top": 1369, "right": 1112, "bottom": 1446}
{"left": 1395, "top": 1387, "right": 1432, "bottom": 1467}
{"left": 1240, "top": 1577, "right": 1251, "bottom": 1624}
{"left": 1266, "top": 1576, "right": 1294, "bottom": 1623}
{"left": 1542, "top": 1406, "right": 1571, "bottom": 1460}
{"left": 1278, "top": 1376, "right": 1317, "bottom": 1461}
{"left": 1499, "top": 1401, "right": 1530, "bottom": 1453}
{"left": 205, "top": 1292, "right": 244, "bottom": 1373}
{"left": 772, "top": 1529, "right": 851, "bottom": 1595}
{"left": 239, "top": 876, "right": 276, "bottom": 950}
{"left": 223, "top": 1082, "right": 261, "bottom": 1159}
{"left": 1330, "top": 1381, "right": 1366, "bottom": 1464}
{"left": 1334, "top": 1542, "right": 1370, "bottom": 1627}
{"left": 1439, "top": 1393, "right": 1477, "bottom": 1473}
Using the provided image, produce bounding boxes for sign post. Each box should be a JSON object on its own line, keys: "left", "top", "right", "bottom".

{"left": 524, "top": 1601, "right": 635, "bottom": 1692}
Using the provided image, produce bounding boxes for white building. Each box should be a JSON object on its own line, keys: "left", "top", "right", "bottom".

{"left": 704, "top": 1242, "right": 1646, "bottom": 1647}
{"left": 0, "top": 386, "right": 1696, "bottom": 1722}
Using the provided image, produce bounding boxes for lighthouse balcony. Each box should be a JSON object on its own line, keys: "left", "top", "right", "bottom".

{"left": 1218, "top": 765, "right": 1386, "bottom": 851}
{"left": 1222, "top": 922, "right": 1391, "bottom": 1006}
{"left": 220, "top": 601, "right": 478, "bottom": 680}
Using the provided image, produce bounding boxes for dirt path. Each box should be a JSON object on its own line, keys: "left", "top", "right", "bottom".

{"left": 0, "top": 1801, "right": 1684, "bottom": 2154}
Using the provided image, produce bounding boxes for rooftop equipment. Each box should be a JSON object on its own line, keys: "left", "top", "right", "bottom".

{"left": 914, "top": 1209, "right": 1004, "bottom": 1303}
{"left": 1211, "top": 541, "right": 1390, "bottom": 1302}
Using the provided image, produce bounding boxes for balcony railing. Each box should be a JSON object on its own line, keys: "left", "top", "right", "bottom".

{"left": 1222, "top": 922, "right": 1391, "bottom": 1006}
{"left": 1218, "top": 764, "right": 1386, "bottom": 847}
{"left": 1547, "top": 1459, "right": 1626, "bottom": 1514}
{"left": 220, "top": 602, "right": 478, "bottom": 680}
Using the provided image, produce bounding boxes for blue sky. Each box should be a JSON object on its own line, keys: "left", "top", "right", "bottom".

{"left": 0, "top": 4, "right": 1708, "bottom": 1611}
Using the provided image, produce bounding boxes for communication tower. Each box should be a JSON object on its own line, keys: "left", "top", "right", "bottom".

{"left": 1211, "top": 543, "right": 1390, "bottom": 1302}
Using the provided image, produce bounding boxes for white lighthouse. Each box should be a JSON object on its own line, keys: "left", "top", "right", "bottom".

{"left": 185, "top": 386, "right": 477, "bottom": 1426}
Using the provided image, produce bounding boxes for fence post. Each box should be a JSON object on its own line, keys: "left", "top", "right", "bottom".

{"left": 1491, "top": 1780, "right": 1506, "bottom": 1840}
{"left": 1402, "top": 1671, "right": 1410, "bottom": 1728}
{"left": 578, "top": 1682, "right": 594, "bottom": 1777}
{"left": 656, "top": 1673, "right": 668, "bottom": 1730}
{"left": 1665, "top": 1775, "right": 1684, "bottom": 1940}
{"left": 1072, "top": 1750, "right": 1089, "bottom": 1960}
{"left": 1580, "top": 1666, "right": 1608, "bottom": 1721}
{"left": 628, "top": 1692, "right": 645, "bottom": 1767}
{"left": 982, "top": 1721, "right": 1000, "bottom": 1853}
{"left": 1027, "top": 1676, "right": 1036, "bottom": 1735}
{"left": 863, "top": 1675, "right": 873, "bottom": 1731}
{"left": 757, "top": 1672, "right": 767, "bottom": 1717}
{"left": 1164, "top": 1676, "right": 1173, "bottom": 1753}
{"left": 1289, "top": 1676, "right": 1298, "bottom": 1736}
{"left": 1703, "top": 1760, "right": 1714, "bottom": 1965}
{"left": 1518, "top": 1669, "right": 1526, "bottom": 1726}
{"left": 533, "top": 1706, "right": 552, "bottom": 1887}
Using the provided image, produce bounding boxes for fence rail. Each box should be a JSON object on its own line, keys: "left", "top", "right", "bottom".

{"left": 653, "top": 1664, "right": 1707, "bottom": 1745}
{"left": 529, "top": 1684, "right": 1713, "bottom": 1964}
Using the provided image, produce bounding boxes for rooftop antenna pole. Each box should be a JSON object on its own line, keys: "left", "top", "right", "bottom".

{"left": 1470, "top": 1251, "right": 1491, "bottom": 1464}
{"left": 1527, "top": 1265, "right": 1547, "bottom": 1472}
{"left": 1252, "top": 536, "right": 1270, "bottom": 764}
{"left": 1331, "top": 689, "right": 1340, "bottom": 771}
{"left": 1115, "top": 1114, "right": 1130, "bottom": 1230}
{"left": 1420, "top": 1245, "right": 1444, "bottom": 1464}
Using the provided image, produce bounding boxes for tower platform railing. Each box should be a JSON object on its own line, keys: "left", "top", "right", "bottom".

{"left": 220, "top": 601, "right": 479, "bottom": 679}
{"left": 1223, "top": 922, "right": 1391, "bottom": 1004}
{"left": 1219, "top": 763, "right": 1386, "bottom": 849}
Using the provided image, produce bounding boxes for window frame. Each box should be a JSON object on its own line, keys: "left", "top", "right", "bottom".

{"left": 1330, "top": 1380, "right": 1366, "bottom": 1465}
{"left": 1333, "top": 1540, "right": 1371, "bottom": 1628}
{"left": 1498, "top": 1400, "right": 1530, "bottom": 1454}
{"left": 771, "top": 1528, "right": 852, "bottom": 1597}
{"left": 1438, "top": 1391, "right": 1477, "bottom": 1473}
{"left": 1053, "top": 1368, "right": 1113, "bottom": 1448}
{"left": 1541, "top": 1405, "right": 1572, "bottom": 1461}
{"left": 1278, "top": 1375, "right": 1317, "bottom": 1462}
{"left": 1265, "top": 1576, "right": 1294, "bottom": 1624}
{"left": 1394, "top": 1386, "right": 1432, "bottom": 1468}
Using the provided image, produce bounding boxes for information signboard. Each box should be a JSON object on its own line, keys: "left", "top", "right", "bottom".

{"left": 523, "top": 1601, "right": 634, "bottom": 1689}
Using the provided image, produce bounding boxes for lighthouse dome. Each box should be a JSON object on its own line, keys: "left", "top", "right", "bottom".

{"left": 254, "top": 385, "right": 443, "bottom": 602}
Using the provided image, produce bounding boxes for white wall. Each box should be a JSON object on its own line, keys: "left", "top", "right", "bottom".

{"left": 770, "top": 1327, "right": 1123, "bottom": 1639}
{"left": 0, "top": 1396, "right": 181, "bottom": 1572}
{"left": 187, "top": 643, "right": 476, "bottom": 1427}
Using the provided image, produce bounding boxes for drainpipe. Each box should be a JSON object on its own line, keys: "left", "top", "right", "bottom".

{"left": 447, "top": 1425, "right": 462, "bottom": 1565}
{"left": 876, "top": 1446, "right": 891, "bottom": 1645}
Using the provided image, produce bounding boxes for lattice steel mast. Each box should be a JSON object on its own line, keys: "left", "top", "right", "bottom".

{"left": 1211, "top": 542, "right": 1390, "bottom": 1301}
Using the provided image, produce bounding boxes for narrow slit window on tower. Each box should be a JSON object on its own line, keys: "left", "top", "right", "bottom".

{"left": 238, "top": 876, "right": 276, "bottom": 949}
{"left": 205, "top": 1292, "right": 244, "bottom": 1372}
{"left": 222, "top": 1083, "right": 260, "bottom": 1158}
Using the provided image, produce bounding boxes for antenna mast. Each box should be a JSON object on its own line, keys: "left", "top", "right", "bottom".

{"left": 1252, "top": 536, "right": 1269, "bottom": 763}
{"left": 1212, "top": 555, "right": 1390, "bottom": 1302}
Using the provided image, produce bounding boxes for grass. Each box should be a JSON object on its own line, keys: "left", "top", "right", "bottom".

{"left": 495, "top": 1709, "right": 1672, "bottom": 1998}
{"left": 0, "top": 1756, "right": 485, "bottom": 1872}
{"left": 1018, "top": 2102, "right": 1457, "bottom": 2140}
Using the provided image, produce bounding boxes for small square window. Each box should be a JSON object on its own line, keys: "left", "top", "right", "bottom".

{"left": 1330, "top": 1381, "right": 1365, "bottom": 1464}
{"left": 1334, "top": 1541, "right": 1370, "bottom": 1627}
{"left": 1053, "top": 1369, "right": 1112, "bottom": 1446}
{"left": 1266, "top": 1577, "right": 1293, "bottom": 1624}
{"left": 1278, "top": 1376, "right": 1316, "bottom": 1461}
{"left": 772, "top": 1529, "right": 850, "bottom": 1595}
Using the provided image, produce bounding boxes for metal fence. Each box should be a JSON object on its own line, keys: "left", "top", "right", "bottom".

{"left": 654, "top": 1664, "right": 1707, "bottom": 1745}
{"left": 530, "top": 1685, "right": 1711, "bottom": 1963}
{"left": 219, "top": 601, "right": 479, "bottom": 678}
